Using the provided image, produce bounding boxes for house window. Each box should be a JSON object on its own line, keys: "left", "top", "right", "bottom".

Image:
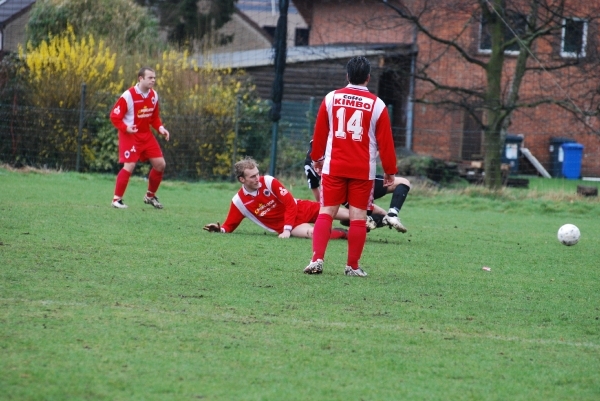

{"left": 295, "top": 28, "right": 309, "bottom": 46}
{"left": 479, "top": 12, "right": 527, "bottom": 55}
{"left": 561, "top": 18, "right": 587, "bottom": 58}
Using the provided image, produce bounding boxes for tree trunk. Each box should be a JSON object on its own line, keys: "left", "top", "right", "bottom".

{"left": 483, "top": 123, "right": 503, "bottom": 189}
{"left": 483, "top": 0, "right": 506, "bottom": 189}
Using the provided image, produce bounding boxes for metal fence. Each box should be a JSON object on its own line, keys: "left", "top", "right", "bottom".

{"left": 0, "top": 99, "right": 318, "bottom": 180}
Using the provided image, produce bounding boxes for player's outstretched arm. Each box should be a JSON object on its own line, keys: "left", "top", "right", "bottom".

{"left": 203, "top": 222, "right": 222, "bottom": 233}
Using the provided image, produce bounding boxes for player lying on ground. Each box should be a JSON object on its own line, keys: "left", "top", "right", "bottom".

{"left": 203, "top": 157, "right": 349, "bottom": 239}
{"left": 304, "top": 140, "right": 411, "bottom": 233}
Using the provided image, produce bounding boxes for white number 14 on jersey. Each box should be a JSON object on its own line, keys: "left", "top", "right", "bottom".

{"left": 335, "top": 107, "right": 364, "bottom": 141}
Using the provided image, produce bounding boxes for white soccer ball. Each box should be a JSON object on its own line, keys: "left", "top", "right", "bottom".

{"left": 557, "top": 224, "right": 580, "bottom": 246}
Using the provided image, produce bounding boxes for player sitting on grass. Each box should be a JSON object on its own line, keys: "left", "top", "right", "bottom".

{"left": 203, "top": 157, "right": 349, "bottom": 239}
{"left": 304, "top": 140, "right": 410, "bottom": 233}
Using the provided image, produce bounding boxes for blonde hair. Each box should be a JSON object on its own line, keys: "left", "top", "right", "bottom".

{"left": 234, "top": 157, "right": 259, "bottom": 179}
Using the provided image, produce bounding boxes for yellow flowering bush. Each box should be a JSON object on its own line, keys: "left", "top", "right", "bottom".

{"left": 20, "top": 26, "right": 123, "bottom": 110}
{"left": 16, "top": 28, "right": 268, "bottom": 177}
{"left": 16, "top": 27, "right": 124, "bottom": 170}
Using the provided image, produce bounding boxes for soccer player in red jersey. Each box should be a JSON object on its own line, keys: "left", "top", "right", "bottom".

{"left": 109, "top": 67, "right": 170, "bottom": 209}
{"left": 304, "top": 56, "right": 398, "bottom": 277}
{"left": 203, "top": 157, "right": 349, "bottom": 240}
{"left": 304, "top": 139, "right": 411, "bottom": 232}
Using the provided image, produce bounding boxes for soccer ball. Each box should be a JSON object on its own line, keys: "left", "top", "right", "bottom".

{"left": 557, "top": 224, "right": 580, "bottom": 246}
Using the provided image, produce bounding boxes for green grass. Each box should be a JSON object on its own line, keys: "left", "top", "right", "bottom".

{"left": 1, "top": 168, "right": 599, "bottom": 400}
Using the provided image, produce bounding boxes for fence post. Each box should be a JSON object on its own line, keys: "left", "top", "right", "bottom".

{"left": 231, "top": 95, "right": 241, "bottom": 181}
{"left": 268, "top": 0, "right": 288, "bottom": 177}
{"left": 269, "top": 121, "right": 278, "bottom": 176}
{"left": 76, "top": 82, "right": 86, "bottom": 172}
{"left": 308, "top": 96, "right": 315, "bottom": 132}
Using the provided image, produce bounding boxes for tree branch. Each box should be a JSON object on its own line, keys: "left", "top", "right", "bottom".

{"left": 380, "top": 0, "right": 488, "bottom": 68}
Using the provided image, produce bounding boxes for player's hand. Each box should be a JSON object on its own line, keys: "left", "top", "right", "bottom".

{"left": 203, "top": 222, "right": 221, "bottom": 233}
{"left": 159, "top": 126, "right": 170, "bottom": 141}
{"left": 312, "top": 160, "right": 323, "bottom": 174}
{"left": 126, "top": 125, "right": 138, "bottom": 134}
{"left": 278, "top": 230, "right": 291, "bottom": 239}
{"left": 383, "top": 173, "right": 395, "bottom": 187}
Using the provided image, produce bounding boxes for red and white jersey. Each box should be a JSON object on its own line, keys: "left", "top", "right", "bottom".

{"left": 311, "top": 84, "right": 397, "bottom": 180}
{"left": 110, "top": 84, "right": 164, "bottom": 134}
{"left": 221, "top": 175, "right": 299, "bottom": 234}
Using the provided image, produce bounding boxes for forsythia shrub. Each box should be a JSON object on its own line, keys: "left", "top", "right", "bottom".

{"left": 17, "top": 27, "right": 269, "bottom": 177}
{"left": 20, "top": 26, "right": 123, "bottom": 110}
{"left": 18, "top": 26, "right": 123, "bottom": 170}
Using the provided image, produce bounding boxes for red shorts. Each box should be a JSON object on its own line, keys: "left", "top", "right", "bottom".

{"left": 321, "top": 174, "right": 374, "bottom": 210}
{"left": 294, "top": 199, "right": 321, "bottom": 227}
{"left": 118, "top": 131, "right": 163, "bottom": 163}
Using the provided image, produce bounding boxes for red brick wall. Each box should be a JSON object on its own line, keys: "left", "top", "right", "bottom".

{"left": 305, "top": 0, "right": 600, "bottom": 176}
{"left": 307, "top": 2, "right": 414, "bottom": 46}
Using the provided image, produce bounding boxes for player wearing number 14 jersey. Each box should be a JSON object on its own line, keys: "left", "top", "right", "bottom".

{"left": 305, "top": 56, "right": 398, "bottom": 277}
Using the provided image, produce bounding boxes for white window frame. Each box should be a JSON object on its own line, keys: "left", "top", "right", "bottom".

{"left": 478, "top": 13, "right": 527, "bottom": 56}
{"left": 561, "top": 17, "right": 588, "bottom": 58}
{"left": 478, "top": 20, "right": 492, "bottom": 55}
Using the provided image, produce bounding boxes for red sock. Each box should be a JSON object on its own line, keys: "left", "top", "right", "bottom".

{"left": 312, "top": 214, "right": 333, "bottom": 261}
{"left": 147, "top": 168, "right": 163, "bottom": 195}
{"left": 347, "top": 220, "right": 367, "bottom": 269}
{"left": 114, "top": 169, "right": 131, "bottom": 199}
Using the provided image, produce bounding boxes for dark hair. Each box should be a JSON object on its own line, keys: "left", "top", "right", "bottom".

{"left": 137, "top": 67, "right": 155, "bottom": 79}
{"left": 346, "top": 56, "right": 371, "bottom": 85}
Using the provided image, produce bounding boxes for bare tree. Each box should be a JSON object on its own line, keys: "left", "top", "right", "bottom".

{"left": 380, "top": 0, "right": 600, "bottom": 188}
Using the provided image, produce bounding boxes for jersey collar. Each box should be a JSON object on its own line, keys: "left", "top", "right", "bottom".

{"left": 242, "top": 181, "right": 262, "bottom": 196}
{"left": 346, "top": 84, "right": 369, "bottom": 91}
{"left": 134, "top": 84, "right": 151, "bottom": 98}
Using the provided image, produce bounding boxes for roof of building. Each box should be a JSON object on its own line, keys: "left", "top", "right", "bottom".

{"left": 0, "top": 0, "right": 36, "bottom": 26}
{"left": 193, "top": 43, "right": 414, "bottom": 69}
{"left": 237, "top": 0, "right": 299, "bottom": 14}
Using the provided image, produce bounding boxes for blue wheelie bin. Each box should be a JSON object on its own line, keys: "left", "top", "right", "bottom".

{"left": 561, "top": 143, "right": 584, "bottom": 179}
{"left": 549, "top": 137, "right": 575, "bottom": 178}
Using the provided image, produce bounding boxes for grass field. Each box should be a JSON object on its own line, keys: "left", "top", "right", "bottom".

{"left": 1, "top": 168, "right": 599, "bottom": 400}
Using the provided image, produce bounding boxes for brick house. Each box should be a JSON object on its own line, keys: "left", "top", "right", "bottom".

{"left": 292, "top": 0, "right": 600, "bottom": 177}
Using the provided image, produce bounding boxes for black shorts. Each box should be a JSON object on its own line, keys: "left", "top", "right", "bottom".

{"left": 304, "top": 163, "right": 321, "bottom": 189}
{"left": 304, "top": 140, "right": 321, "bottom": 190}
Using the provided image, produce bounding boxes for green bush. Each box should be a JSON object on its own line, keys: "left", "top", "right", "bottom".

{"left": 397, "top": 155, "right": 462, "bottom": 184}
{"left": 27, "top": 0, "right": 162, "bottom": 55}
{"left": 86, "top": 113, "right": 119, "bottom": 173}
